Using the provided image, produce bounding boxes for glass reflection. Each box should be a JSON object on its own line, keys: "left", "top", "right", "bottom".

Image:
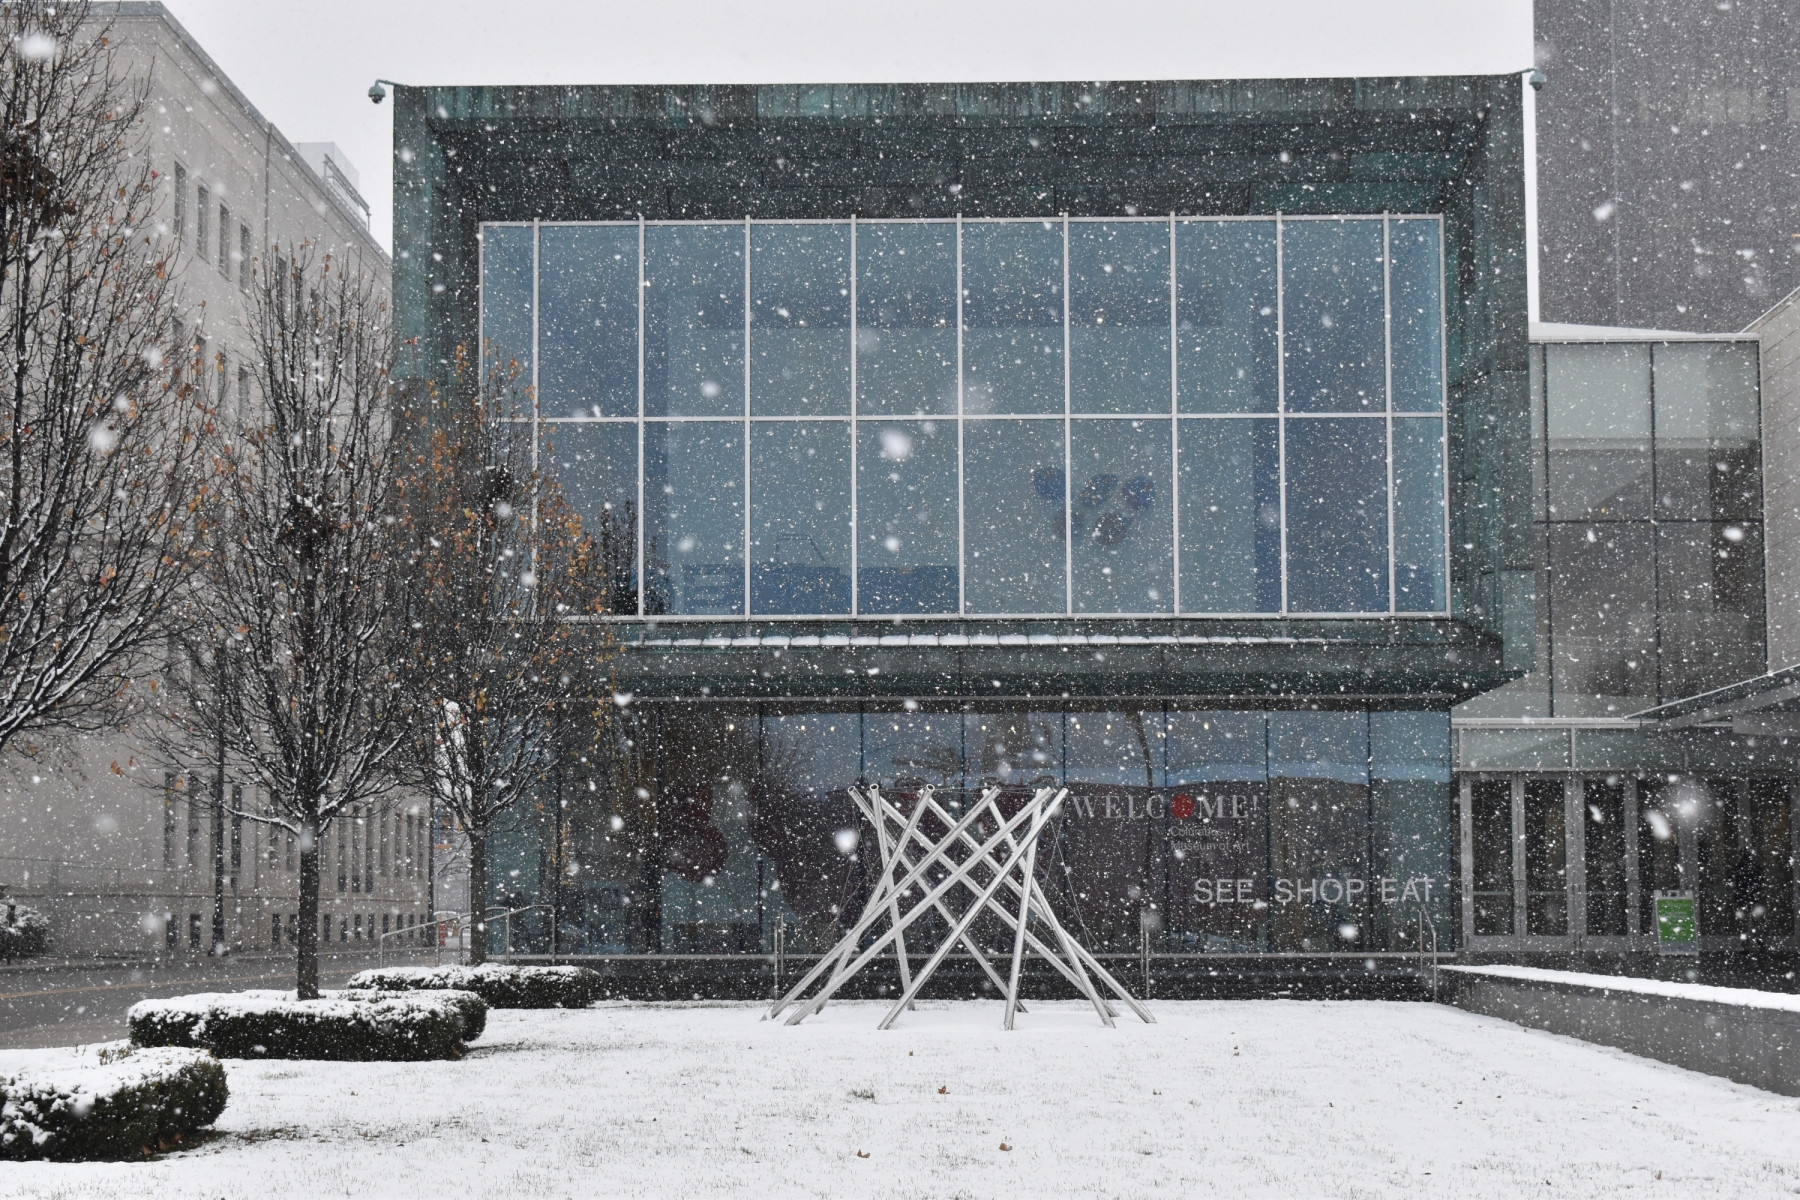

{"left": 1285, "top": 418, "right": 1389, "bottom": 613}
{"left": 1389, "top": 219, "right": 1444, "bottom": 413}
{"left": 750, "top": 422, "right": 851, "bottom": 615}
{"left": 1393, "top": 417, "right": 1447, "bottom": 612}
{"left": 963, "top": 418, "right": 1065, "bottom": 613}
{"left": 1177, "top": 220, "right": 1277, "bottom": 413}
{"left": 1282, "top": 219, "right": 1385, "bottom": 413}
{"left": 1652, "top": 342, "right": 1760, "bottom": 521}
{"left": 1656, "top": 521, "right": 1764, "bottom": 699}
{"left": 1070, "top": 222, "right": 1170, "bottom": 414}
{"left": 750, "top": 224, "right": 850, "bottom": 415}
{"left": 541, "top": 421, "right": 638, "bottom": 615}
{"left": 644, "top": 421, "right": 744, "bottom": 615}
{"left": 756, "top": 713, "right": 861, "bottom": 951}
{"left": 864, "top": 710, "right": 964, "bottom": 791}
{"left": 645, "top": 224, "right": 743, "bottom": 417}
{"left": 1546, "top": 343, "right": 1651, "bottom": 520}
{"left": 1549, "top": 522, "right": 1656, "bottom": 716}
{"left": 856, "top": 223, "right": 955, "bottom": 416}
{"left": 1071, "top": 419, "right": 1172, "bottom": 613}
{"left": 966, "top": 711, "right": 1062, "bottom": 786}
{"left": 962, "top": 221, "right": 1064, "bottom": 414}
{"left": 538, "top": 225, "right": 638, "bottom": 418}
{"left": 856, "top": 420, "right": 957, "bottom": 613}
{"left": 1177, "top": 418, "right": 1279, "bottom": 613}
{"left": 480, "top": 225, "right": 534, "bottom": 385}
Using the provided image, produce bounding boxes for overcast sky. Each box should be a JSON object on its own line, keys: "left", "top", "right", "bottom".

{"left": 157, "top": 0, "right": 1533, "bottom": 252}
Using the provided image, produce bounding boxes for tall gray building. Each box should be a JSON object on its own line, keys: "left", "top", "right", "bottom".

{"left": 1535, "top": 0, "right": 1800, "bottom": 332}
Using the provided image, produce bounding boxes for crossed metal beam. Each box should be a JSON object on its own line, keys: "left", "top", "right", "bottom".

{"left": 769, "top": 784, "right": 1153, "bottom": 1030}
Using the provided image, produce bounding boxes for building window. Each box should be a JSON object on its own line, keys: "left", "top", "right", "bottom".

{"left": 492, "top": 214, "right": 1449, "bottom": 620}
{"left": 229, "top": 783, "right": 243, "bottom": 878}
{"left": 185, "top": 783, "right": 201, "bottom": 865}
{"left": 218, "top": 203, "right": 230, "bottom": 276}
{"left": 188, "top": 912, "right": 202, "bottom": 949}
{"left": 196, "top": 185, "right": 209, "bottom": 258}
{"left": 172, "top": 163, "right": 187, "bottom": 250}
{"left": 272, "top": 913, "right": 281, "bottom": 947}
{"left": 336, "top": 820, "right": 347, "bottom": 892}
{"left": 238, "top": 222, "right": 251, "bottom": 289}
{"left": 363, "top": 807, "right": 375, "bottom": 888}
{"left": 164, "top": 912, "right": 177, "bottom": 949}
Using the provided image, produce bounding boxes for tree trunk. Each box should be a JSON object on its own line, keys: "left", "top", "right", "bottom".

{"left": 467, "top": 825, "right": 488, "bottom": 966}
{"left": 297, "top": 821, "right": 321, "bottom": 999}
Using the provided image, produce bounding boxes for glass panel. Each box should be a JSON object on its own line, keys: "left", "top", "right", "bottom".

{"left": 1523, "top": 779, "right": 1568, "bottom": 936}
{"left": 1268, "top": 772, "right": 1370, "bottom": 951}
{"left": 538, "top": 225, "right": 638, "bottom": 418}
{"left": 1071, "top": 419, "right": 1172, "bottom": 613}
{"left": 480, "top": 225, "right": 533, "bottom": 385}
{"left": 1285, "top": 417, "right": 1389, "bottom": 613}
{"left": 1389, "top": 219, "right": 1444, "bottom": 413}
{"left": 652, "top": 707, "right": 763, "bottom": 953}
{"left": 749, "top": 422, "right": 850, "bottom": 615}
{"left": 1282, "top": 219, "right": 1385, "bottom": 413}
{"left": 962, "top": 221, "right": 1064, "bottom": 415}
{"left": 1583, "top": 777, "right": 1628, "bottom": 936}
{"left": 541, "top": 421, "right": 638, "bottom": 615}
{"left": 644, "top": 224, "right": 743, "bottom": 417}
{"left": 1697, "top": 778, "right": 1737, "bottom": 938}
{"left": 963, "top": 418, "right": 1065, "bottom": 613}
{"left": 1549, "top": 523, "right": 1656, "bottom": 716}
{"left": 1637, "top": 778, "right": 1684, "bottom": 936}
{"left": 1469, "top": 780, "right": 1513, "bottom": 936}
{"left": 750, "top": 224, "right": 850, "bottom": 416}
{"left": 1530, "top": 344, "right": 1547, "bottom": 521}
{"left": 863, "top": 709, "right": 964, "bottom": 791}
{"left": 1653, "top": 342, "right": 1760, "bottom": 521}
{"left": 643, "top": 422, "right": 744, "bottom": 615}
{"left": 1177, "top": 418, "right": 1279, "bottom": 613}
{"left": 1656, "top": 521, "right": 1765, "bottom": 700}
{"left": 856, "top": 420, "right": 957, "bottom": 613}
{"left": 1545, "top": 343, "right": 1651, "bottom": 520}
{"left": 1176, "top": 220, "right": 1277, "bottom": 414}
{"left": 1745, "top": 779, "right": 1795, "bottom": 944}
{"left": 1370, "top": 712, "right": 1450, "bottom": 782}
{"left": 1458, "top": 728, "right": 1569, "bottom": 771}
{"left": 1267, "top": 712, "right": 1368, "bottom": 784}
{"left": 1394, "top": 417, "right": 1447, "bottom": 612}
{"left": 856, "top": 223, "right": 955, "bottom": 417}
{"left": 757, "top": 713, "right": 863, "bottom": 952}
{"left": 965, "top": 710, "right": 1063, "bottom": 788}
{"left": 1069, "top": 222, "right": 1169, "bottom": 414}
{"left": 1164, "top": 711, "right": 1267, "bottom": 783}
{"left": 1066, "top": 711, "right": 1162, "bottom": 786}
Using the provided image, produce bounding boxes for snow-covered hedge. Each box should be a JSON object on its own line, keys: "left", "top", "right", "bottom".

{"left": 347, "top": 964, "right": 603, "bottom": 1009}
{"left": 128, "top": 989, "right": 486, "bottom": 1061}
{"left": 0, "top": 1043, "right": 227, "bottom": 1161}
{"left": 0, "top": 902, "right": 49, "bottom": 959}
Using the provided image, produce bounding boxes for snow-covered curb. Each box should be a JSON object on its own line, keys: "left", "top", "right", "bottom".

{"left": 1443, "top": 965, "right": 1800, "bottom": 1014}
{"left": 129, "top": 989, "right": 486, "bottom": 1060}
{"left": 1, "top": 1042, "right": 227, "bottom": 1161}
{"left": 347, "top": 964, "right": 602, "bottom": 1009}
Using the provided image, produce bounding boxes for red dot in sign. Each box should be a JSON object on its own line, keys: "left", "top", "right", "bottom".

{"left": 1170, "top": 794, "right": 1195, "bottom": 820}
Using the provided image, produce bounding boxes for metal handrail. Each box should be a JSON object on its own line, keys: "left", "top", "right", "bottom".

{"left": 374, "top": 909, "right": 464, "bottom": 966}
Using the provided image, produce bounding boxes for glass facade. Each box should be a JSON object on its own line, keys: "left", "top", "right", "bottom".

{"left": 499, "top": 704, "right": 1453, "bottom": 958}
{"left": 483, "top": 215, "right": 1448, "bottom": 618}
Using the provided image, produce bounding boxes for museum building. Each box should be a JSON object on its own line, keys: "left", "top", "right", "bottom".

{"left": 386, "top": 76, "right": 1793, "bottom": 986}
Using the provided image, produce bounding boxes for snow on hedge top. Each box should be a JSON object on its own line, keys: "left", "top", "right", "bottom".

{"left": 129, "top": 988, "right": 465, "bottom": 1023}
{"left": 1445, "top": 964, "right": 1800, "bottom": 1013}
{"left": 0, "top": 1042, "right": 212, "bottom": 1098}
{"left": 347, "top": 964, "right": 591, "bottom": 989}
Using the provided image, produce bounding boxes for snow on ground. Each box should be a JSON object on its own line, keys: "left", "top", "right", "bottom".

{"left": 3, "top": 999, "right": 1798, "bottom": 1199}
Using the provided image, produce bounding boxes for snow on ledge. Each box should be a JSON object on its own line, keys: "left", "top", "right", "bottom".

{"left": 1444, "top": 964, "right": 1800, "bottom": 1014}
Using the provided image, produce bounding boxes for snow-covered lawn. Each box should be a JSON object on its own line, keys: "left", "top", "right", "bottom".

{"left": 4, "top": 999, "right": 1799, "bottom": 1198}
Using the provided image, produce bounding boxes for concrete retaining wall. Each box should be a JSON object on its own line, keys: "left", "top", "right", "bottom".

{"left": 1441, "top": 966, "right": 1800, "bottom": 1096}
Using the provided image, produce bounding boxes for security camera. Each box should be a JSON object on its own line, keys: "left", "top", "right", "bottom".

{"left": 369, "top": 81, "right": 387, "bottom": 105}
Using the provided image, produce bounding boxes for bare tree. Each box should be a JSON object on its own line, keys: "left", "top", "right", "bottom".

{"left": 0, "top": 1, "right": 200, "bottom": 753}
{"left": 161, "top": 245, "right": 407, "bottom": 997}
{"left": 394, "top": 351, "right": 604, "bottom": 964}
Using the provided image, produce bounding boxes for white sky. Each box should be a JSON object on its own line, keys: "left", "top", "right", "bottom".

{"left": 157, "top": 0, "right": 1533, "bottom": 252}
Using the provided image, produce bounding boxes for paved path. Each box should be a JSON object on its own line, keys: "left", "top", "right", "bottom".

{"left": 0, "top": 950, "right": 443, "bottom": 1047}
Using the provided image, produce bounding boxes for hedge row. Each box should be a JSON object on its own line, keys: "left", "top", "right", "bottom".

{"left": 348, "top": 964, "right": 603, "bottom": 1009}
{"left": 0, "top": 1044, "right": 228, "bottom": 1161}
{"left": 129, "top": 989, "right": 485, "bottom": 1061}
{"left": 0, "top": 903, "right": 49, "bottom": 960}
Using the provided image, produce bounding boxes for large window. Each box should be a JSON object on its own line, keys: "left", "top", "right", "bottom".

{"left": 481, "top": 215, "right": 1448, "bottom": 618}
